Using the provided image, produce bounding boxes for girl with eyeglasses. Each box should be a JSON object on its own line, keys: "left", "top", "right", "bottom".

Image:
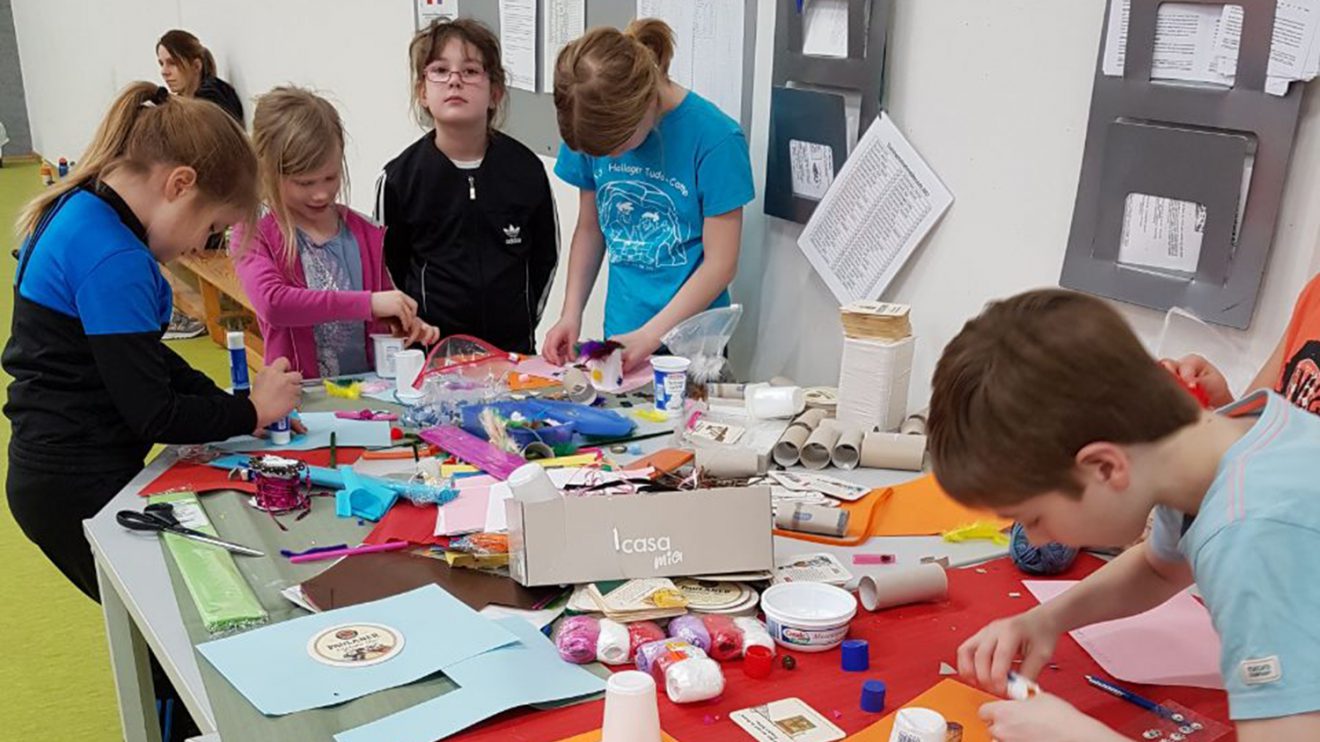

{"left": 375, "top": 18, "right": 558, "bottom": 354}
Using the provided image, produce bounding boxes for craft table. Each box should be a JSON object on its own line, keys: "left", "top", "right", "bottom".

{"left": 84, "top": 389, "right": 1011, "bottom": 742}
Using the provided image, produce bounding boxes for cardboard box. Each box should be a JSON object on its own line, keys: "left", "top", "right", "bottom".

{"left": 507, "top": 487, "right": 774, "bottom": 586}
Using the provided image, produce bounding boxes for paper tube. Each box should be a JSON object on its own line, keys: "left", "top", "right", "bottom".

{"left": 695, "top": 446, "right": 763, "bottom": 479}
{"left": 900, "top": 408, "right": 929, "bottom": 437}
{"left": 800, "top": 419, "right": 841, "bottom": 470}
{"left": 774, "top": 503, "right": 849, "bottom": 537}
{"left": 793, "top": 408, "right": 828, "bottom": 431}
{"left": 831, "top": 427, "right": 864, "bottom": 470}
{"left": 772, "top": 425, "right": 811, "bottom": 467}
{"left": 857, "top": 564, "right": 949, "bottom": 612}
{"left": 859, "top": 431, "right": 926, "bottom": 471}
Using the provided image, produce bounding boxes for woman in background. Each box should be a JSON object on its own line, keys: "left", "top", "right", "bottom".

{"left": 156, "top": 29, "right": 243, "bottom": 124}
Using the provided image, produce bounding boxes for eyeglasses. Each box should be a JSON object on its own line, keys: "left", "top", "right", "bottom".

{"left": 424, "top": 65, "right": 487, "bottom": 84}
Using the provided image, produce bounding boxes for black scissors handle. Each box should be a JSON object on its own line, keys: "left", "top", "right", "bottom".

{"left": 116, "top": 509, "right": 173, "bottom": 533}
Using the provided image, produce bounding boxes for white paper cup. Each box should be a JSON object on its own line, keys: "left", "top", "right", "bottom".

{"left": 507, "top": 462, "right": 560, "bottom": 503}
{"left": 371, "top": 333, "right": 405, "bottom": 378}
{"left": 651, "top": 356, "right": 691, "bottom": 417}
{"left": 601, "top": 670, "right": 662, "bottom": 742}
{"left": 888, "top": 707, "right": 947, "bottom": 742}
{"left": 394, "top": 349, "right": 425, "bottom": 399}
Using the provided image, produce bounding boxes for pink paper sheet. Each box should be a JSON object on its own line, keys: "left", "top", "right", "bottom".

{"left": 1024, "top": 580, "right": 1223, "bottom": 689}
{"left": 434, "top": 475, "right": 500, "bottom": 536}
{"left": 513, "top": 356, "right": 653, "bottom": 394}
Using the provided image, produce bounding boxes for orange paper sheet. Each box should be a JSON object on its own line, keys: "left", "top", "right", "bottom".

{"left": 849, "top": 679, "right": 997, "bottom": 741}
{"left": 556, "top": 731, "right": 678, "bottom": 742}
{"left": 847, "top": 474, "right": 1010, "bottom": 538}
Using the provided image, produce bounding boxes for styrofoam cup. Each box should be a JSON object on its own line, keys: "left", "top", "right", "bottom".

{"left": 394, "top": 349, "right": 425, "bottom": 399}
{"left": 601, "top": 670, "right": 662, "bottom": 742}
{"left": 507, "top": 462, "right": 561, "bottom": 503}
{"left": 887, "top": 707, "right": 947, "bottom": 742}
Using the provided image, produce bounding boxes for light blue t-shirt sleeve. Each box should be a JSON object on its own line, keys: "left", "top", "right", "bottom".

{"left": 554, "top": 143, "right": 596, "bottom": 191}
{"left": 696, "top": 133, "right": 755, "bottom": 217}
{"left": 1194, "top": 519, "right": 1320, "bottom": 720}
{"left": 1147, "top": 505, "right": 1188, "bottom": 565}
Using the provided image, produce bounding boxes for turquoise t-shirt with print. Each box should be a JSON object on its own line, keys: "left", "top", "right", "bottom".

{"left": 1149, "top": 390, "right": 1320, "bottom": 721}
{"left": 554, "top": 90, "right": 755, "bottom": 338}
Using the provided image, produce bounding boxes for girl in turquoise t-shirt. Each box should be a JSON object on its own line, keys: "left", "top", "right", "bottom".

{"left": 544, "top": 18, "right": 755, "bottom": 371}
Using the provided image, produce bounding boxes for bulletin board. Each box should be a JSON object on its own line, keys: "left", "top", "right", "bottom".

{"left": 456, "top": 1, "right": 760, "bottom": 157}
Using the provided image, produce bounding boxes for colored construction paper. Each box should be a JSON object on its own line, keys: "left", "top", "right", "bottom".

{"left": 299, "top": 550, "right": 561, "bottom": 612}
{"left": 363, "top": 500, "right": 447, "bottom": 546}
{"left": 138, "top": 448, "right": 365, "bottom": 497}
{"left": 514, "top": 356, "right": 654, "bottom": 394}
{"left": 1024, "top": 580, "right": 1223, "bottom": 689}
{"left": 335, "top": 617, "right": 607, "bottom": 742}
{"left": 844, "top": 474, "right": 1011, "bottom": 538}
{"left": 556, "top": 732, "right": 678, "bottom": 742}
{"left": 850, "top": 679, "right": 997, "bottom": 741}
{"left": 435, "top": 486, "right": 493, "bottom": 536}
{"left": 214, "top": 412, "right": 392, "bottom": 452}
{"left": 197, "top": 585, "right": 516, "bottom": 716}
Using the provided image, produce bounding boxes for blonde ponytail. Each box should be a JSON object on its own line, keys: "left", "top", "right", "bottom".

{"left": 16, "top": 81, "right": 259, "bottom": 239}
{"left": 554, "top": 18, "right": 674, "bottom": 157}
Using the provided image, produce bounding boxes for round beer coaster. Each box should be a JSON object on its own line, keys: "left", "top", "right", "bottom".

{"left": 675, "top": 579, "right": 747, "bottom": 610}
{"left": 308, "top": 623, "right": 405, "bottom": 668}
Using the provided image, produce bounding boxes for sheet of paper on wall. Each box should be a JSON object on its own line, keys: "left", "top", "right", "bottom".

{"left": 636, "top": 0, "right": 746, "bottom": 121}
{"left": 789, "top": 139, "right": 835, "bottom": 200}
{"left": 416, "top": 0, "right": 459, "bottom": 29}
{"left": 499, "top": 0, "right": 538, "bottom": 92}
{"left": 541, "top": 0, "right": 585, "bottom": 92}
{"left": 803, "top": 0, "right": 850, "bottom": 58}
{"left": 796, "top": 113, "right": 953, "bottom": 304}
{"left": 1118, "top": 194, "right": 1205, "bottom": 273}
{"left": 1211, "top": 1, "right": 1320, "bottom": 95}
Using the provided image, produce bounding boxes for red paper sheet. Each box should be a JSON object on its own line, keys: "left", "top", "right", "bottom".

{"left": 450, "top": 554, "right": 1229, "bottom": 741}
{"left": 362, "top": 500, "right": 449, "bottom": 547}
{"left": 137, "top": 448, "right": 366, "bottom": 497}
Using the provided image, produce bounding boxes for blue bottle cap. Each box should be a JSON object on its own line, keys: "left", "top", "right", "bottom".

{"left": 861, "top": 679, "right": 887, "bottom": 713}
{"left": 841, "top": 639, "right": 870, "bottom": 672}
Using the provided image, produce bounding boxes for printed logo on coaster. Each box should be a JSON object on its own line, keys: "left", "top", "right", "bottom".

{"left": 675, "top": 579, "right": 746, "bottom": 610}
{"left": 308, "top": 623, "right": 405, "bottom": 668}
{"left": 1240, "top": 656, "right": 1282, "bottom": 685}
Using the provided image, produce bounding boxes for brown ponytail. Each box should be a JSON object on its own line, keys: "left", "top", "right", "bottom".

{"left": 16, "top": 81, "right": 259, "bottom": 239}
{"left": 554, "top": 18, "right": 675, "bottom": 157}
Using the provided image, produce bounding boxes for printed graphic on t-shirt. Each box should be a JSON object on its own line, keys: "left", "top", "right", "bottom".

{"left": 598, "top": 180, "right": 688, "bottom": 270}
{"left": 1278, "top": 339, "right": 1320, "bottom": 413}
{"left": 300, "top": 241, "right": 358, "bottom": 378}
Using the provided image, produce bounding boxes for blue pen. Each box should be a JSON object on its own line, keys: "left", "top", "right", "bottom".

{"left": 1085, "top": 675, "right": 1183, "bottom": 721}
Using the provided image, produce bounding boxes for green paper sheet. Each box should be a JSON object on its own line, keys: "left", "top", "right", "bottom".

{"left": 150, "top": 492, "right": 268, "bottom": 634}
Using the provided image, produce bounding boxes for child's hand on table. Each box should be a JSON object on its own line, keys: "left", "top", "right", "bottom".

{"left": 957, "top": 606, "right": 1061, "bottom": 695}
{"left": 981, "top": 693, "right": 1126, "bottom": 742}
{"left": 250, "top": 357, "right": 303, "bottom": 429}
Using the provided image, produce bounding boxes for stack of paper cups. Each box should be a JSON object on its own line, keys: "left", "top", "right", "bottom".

{"left": 837, "top": 336, "right": 914, "bottom": 432}
{"left": 601, "top": 671, "right": 662, "bottom": 742}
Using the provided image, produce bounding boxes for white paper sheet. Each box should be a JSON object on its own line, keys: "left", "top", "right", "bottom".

{"left": 797, "top": 113, "right": 953, "bottom": 304}
{"left": 637, "top": 0, "right": 746, "bottom": 121}
{"left": 803, "top": 0, "right": 850, "bottom": 58}
{"left": 540, "top": 0, "right": 584, "bottom": 92}
{"left": 416, "top": 0, "right": 459, "bottom": 28}
{"left": 1118, "top": 193, "right": 1205, "bottom": 273}
{"left": 789, "top": 139, "right": 835, "bottom": 200}
{"left": 499, "top": 0, "right": 539, "bottom": 92}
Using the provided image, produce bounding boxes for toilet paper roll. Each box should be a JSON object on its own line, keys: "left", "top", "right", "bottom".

{"left": 831, "top": 427, "right": 864, "bottom": 470}
{"left": 857, "top": 564, "right": 949, "bottom": 612}
{"left": 772, "top": 425, "right": 811, "bottom": 468}
{"left": 900, "top": 408, "right": 928, "bottom": 437}
{"left": 800, "top": 419, "right": 841, "bottom": 470}
{"left": 695, "top": 446, "right": 763, "bottom": 479}
{"left": 774, "top": 503, "right": 850, "bottom": 537}
{"left": 792, "top": 408, "right": 828, "bottom": 432}
{"left": 859, "top": 431, "right": 927, "bottom": 471}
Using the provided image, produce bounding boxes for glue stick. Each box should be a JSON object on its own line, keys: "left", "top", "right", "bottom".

{"left": 227, "top": 331, "right": 249, "bottom": 398}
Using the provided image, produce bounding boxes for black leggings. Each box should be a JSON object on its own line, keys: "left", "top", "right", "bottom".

{"left": 6, "top": 453, "right": 139, "bottom": 602}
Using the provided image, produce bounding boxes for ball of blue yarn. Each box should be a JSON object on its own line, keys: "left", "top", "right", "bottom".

{"left": 1008, "top": 522, "right": 1078, "bottom": 575}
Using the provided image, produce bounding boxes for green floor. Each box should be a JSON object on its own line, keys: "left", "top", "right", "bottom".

{"left": 0, "top": 162, "right": 233, "bottom": 741}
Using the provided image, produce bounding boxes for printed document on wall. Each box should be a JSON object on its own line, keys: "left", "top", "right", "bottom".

{"left": 416, "top": 0, "right": 459, "bottom": 29}
{"left": 499, "top": 0, "right": 538, "bottom": 92}
{"left": 541, "top": 0, "right": 585, "bottom": 92}
{"left": 637, "top": 0, "right": 746, "bottom": 121}
{"left": 797, "top": 114, "right": 953, "bottom": 305}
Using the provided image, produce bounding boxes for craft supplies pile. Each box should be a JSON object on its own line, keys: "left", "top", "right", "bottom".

{"left": 121, "top": 312, "right": 1232, "bottom": 742}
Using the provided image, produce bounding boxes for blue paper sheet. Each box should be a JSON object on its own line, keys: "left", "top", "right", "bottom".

{"left": 197, "top": 585, "right": 517, "bottom": 716}
{"left": 214, "top": 412, "right": 393, "bottom": 452}
{"left": 335, "top": 617, "right": 607, "bottom": 742}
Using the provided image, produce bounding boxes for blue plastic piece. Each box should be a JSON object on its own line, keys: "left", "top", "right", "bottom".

{"left": 861, "top": 679, "right": 887, "bottom": 713}
{"left": 841, "top": 639, "right": 870, "bottom": 672}
{"left": 338, "top": 465, "right": 397, "bottom": 522}
{"left": 459, "top": 399, "right": 635, "bottom": 443}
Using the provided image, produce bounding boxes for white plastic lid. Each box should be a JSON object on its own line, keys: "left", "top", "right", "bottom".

{"left": 651, "top": 355, "right": 691, "bottom": 372}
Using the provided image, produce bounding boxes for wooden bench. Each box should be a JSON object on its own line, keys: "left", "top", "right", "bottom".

{"left": 162, "top": 251, "right": 264, "bottom": 371}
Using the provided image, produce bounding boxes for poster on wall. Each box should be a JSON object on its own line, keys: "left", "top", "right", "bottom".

{"left": 416, "top": 0, "right": 459, "bottom": 30}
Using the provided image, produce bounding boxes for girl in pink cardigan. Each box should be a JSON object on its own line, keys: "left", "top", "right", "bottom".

{"left": 235, "top": 87, "right": 438, "bottom": 378}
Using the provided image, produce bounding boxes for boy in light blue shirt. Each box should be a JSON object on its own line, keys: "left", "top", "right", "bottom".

{"left": 544, "top": 19, "right": 754, "bottom": 371}
{"left": 926, "top": 289, "right": 1320, "bottom": 742}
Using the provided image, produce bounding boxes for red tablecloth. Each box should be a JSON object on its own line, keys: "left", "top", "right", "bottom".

{"left": 454, "top": 554, "right": 1230, "bottom": 741}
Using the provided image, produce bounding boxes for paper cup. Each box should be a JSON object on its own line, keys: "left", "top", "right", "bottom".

{"left": 507, "top": 463, "right": 560, "bottom": 503}
{"left": 888, "top": 707, "right": 947, "bottom": 742}
{"left": 394, "top": 349, "right": 425, "bottom": 399}
{"left": 601, "top": 670, "right": 662, "bottom": 742}
{"left": 652, "top": 356, "right": 691, "bottom": 417}
{"left": 371, "top": 333, "right": 405, "bottom": 378}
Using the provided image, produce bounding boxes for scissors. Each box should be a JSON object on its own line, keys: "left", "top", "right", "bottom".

{"left": 116, "top": 502, "right": 265, "bottom": 557}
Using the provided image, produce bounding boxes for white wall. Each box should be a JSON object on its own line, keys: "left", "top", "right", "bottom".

{"left": 15, "top": 0, "right": 1320, "bottom": 402}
